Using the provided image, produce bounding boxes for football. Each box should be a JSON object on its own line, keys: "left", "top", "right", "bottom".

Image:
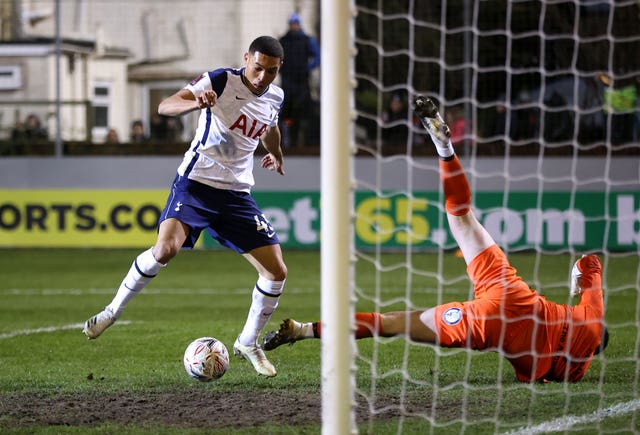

{"left": 183, "top": 337, "right": 229, "bottom": 381}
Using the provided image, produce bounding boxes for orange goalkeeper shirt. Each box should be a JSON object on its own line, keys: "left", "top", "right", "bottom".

{"left": 434, "top": 245, "right": 604, "bottom": 382}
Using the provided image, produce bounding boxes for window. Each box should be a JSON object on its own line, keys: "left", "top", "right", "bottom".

{"left": 91, "top": 82, "right": 111, "bottom": 140}
{"left": 0, "top": 65, "right": 22, "bottom": 89}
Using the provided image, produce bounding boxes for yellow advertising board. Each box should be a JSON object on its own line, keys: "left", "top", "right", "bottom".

{"left": 0, "top": 189, "right": 167, "bottom": 247}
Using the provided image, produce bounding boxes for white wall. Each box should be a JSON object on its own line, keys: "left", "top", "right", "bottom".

{"left": 15, "top": 0, "right": 320, "bottom": 139}
{"left": 23, "top": 0, "right": 318, "bottom": 72}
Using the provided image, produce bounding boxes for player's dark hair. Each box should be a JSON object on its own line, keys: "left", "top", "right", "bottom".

{"left": 593, "top": 327, "right": 609, "bottom": 355}
{"left": 249, "top": 36, "right": 284, "bottom": 60}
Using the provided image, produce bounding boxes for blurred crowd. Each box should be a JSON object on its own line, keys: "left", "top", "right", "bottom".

{"left": 11, "top": 113, "right": 48, "bottom": 143}
{"left": 2, "top": 72, "right": 638, "bottom": 156}
{"left": 102, "top": 117, "right": 183, "bottom": 146}
{"left": 355, "top": 73, "right": 640, "bottom": 151}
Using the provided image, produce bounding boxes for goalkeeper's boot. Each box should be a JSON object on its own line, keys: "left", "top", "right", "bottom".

{"left": 233, "top": 338, "right": 277, "bottom": 377}
{"left": 413, "top": 95, "right": 451, "bottom": 149}
{"left": 262, "top": 318, "right": 308, "bottom": 351}
{"left": 83, "top": 307, "right": 117, "bottom": 339}
{"left": 569, "top": 254, "right": 602, "bottom": 297}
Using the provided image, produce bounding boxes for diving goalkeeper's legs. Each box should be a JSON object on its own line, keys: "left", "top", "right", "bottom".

{"left": 263, "top": 312, "right": 438, "bottom": 350}
{"left": 413, "top": 94, "right": 495, "bottom": 265}
{"left": 262, "top": 319, "right": 314, "bottom": 350}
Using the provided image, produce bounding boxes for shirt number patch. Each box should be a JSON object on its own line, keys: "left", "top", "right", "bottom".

{"left": 254, "top": 214, "right": 276, "bottom": 238}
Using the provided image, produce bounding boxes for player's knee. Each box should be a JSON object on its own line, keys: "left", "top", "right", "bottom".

{"left": 273, "top": 269, "right": 287, "bottom": 282}
{"left": 269, "top": 261, "right": 287, "bottom": 281}
{"left": 152, "top": 243, "right": 181, "bottom": 264}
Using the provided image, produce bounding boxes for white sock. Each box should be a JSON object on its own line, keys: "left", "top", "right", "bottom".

{"left": 418, "top": 114, "right": 455, "bottom": 158}
{"left": 433, "top": 138, "right": 455, "bottom": 159}
{"left": 298, "top": 321, "right": 316, "bottom": 338}
{"left": 238, "top": 275, "right": 285, "bottom": 346}
{"left": 107, "top": 248, "right": 165, "bottom": 318}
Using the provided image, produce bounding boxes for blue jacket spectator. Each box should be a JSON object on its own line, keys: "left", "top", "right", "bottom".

{"left": 278, "top": 13, "right": 320, "bottom": 147}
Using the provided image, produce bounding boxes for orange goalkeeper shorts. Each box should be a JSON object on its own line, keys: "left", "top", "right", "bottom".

{"left": 433, "top": 244, "right": 538, "bottom": 350}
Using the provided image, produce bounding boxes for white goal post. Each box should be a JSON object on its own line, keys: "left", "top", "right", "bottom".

{"left": 320, "top": 0, "right": 356, "bottom": 434}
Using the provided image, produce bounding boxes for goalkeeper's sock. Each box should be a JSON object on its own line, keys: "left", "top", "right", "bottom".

{"left": 107, "top": 247, "right": 165, "bottom": 317}
{"left": 354, "top": 312, "right": 383, "bottom": 338}
{"left": 440, "top": 155, "right": 471, "bottom": 216}
{"left": 312, "top": 321, "right": 321, "bottom": 338}
{"left": 294, "top": 321, "right": 318, "bottom": 338}
{"left": 432, "top": 138, "right": 455, "bottom": 159}
{"left": 309, "top": 313, "right": 382, "bottom": 339}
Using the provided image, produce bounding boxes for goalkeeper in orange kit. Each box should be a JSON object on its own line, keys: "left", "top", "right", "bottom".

{"left": 263, "top": 96, "right": 608, "bottom": 382}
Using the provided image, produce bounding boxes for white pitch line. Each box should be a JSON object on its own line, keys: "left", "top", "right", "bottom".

{"left": 504, "top": 399, "right": 640, "bottom": 435}
{"left": 0, "top": 321, "right": 132, "bottom": 340}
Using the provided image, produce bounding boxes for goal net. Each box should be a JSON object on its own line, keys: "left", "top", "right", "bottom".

{"left": 343, "top": 0, "right": 640, "bottom": 433}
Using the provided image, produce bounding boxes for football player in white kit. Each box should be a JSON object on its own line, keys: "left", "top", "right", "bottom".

{"left": 83, "top": 36, "right": 288, "bottom": 377}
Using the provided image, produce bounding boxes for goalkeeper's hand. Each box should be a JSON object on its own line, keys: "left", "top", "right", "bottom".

{"left": 570, "top": 254, "right": 602, "bottom": 297}
{"left": 569, "top": 255, "right": 585, "bottom": 297}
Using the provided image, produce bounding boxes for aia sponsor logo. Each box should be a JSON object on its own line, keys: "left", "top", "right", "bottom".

{"left": 229, "top": 114, "right": 268, "bottom": 140}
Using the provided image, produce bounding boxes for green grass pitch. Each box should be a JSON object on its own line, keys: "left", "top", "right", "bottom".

{"left": 0, "top": 248, "right": 638, "bottom": 434}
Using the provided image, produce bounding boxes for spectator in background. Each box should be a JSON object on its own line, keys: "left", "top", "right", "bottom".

{"left": 599, "top": 72, "right": 638, "bottom": 145}
{"left": 150, "top": 114, "right": 184, "bottom": 143}
{"left": 150, "top": 113, "right": 167, "bottom": 142}
{"left": 8, "top": 113, "right": 48, "bottom": 154}
{"left": 165, "top": 116, "right": 184, "bottom": 142}
{"left": 478, "top": 101, "right": 507, "bottom": 140}
{"left": 577, "top": 74, "right": 606, "bottom": 144}
{"left": 636, "top": 77, "right": 640, "bottom": 142}
{"left": 129, "top": 119, "right": 149, "bottom": 143}
{"left": 511, "top": 89, "right": 539, "bottom": 141}
{"left": 9, "top": 120, "right": 26, "bottom": 152}
{"left": 12, "top": 113, "right": 48, "bottom": 143}
{"left": 445, "top": 105, "right": 468, "bottom": 147}
{"left": 105, "top": 128, "right": 121, "bottom": 144}
{"left": 278, "top": 12, "right": 320, "bottom": 147}
{"left": 381, "top": 93, "right": 409, "bottom": 146}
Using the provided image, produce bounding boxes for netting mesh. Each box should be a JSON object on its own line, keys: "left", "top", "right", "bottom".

{"left": 351, "top": 0, "right": 640, "bottom": 433}
{"left": 354, "top": 0, "right": 640, "bottom": 155}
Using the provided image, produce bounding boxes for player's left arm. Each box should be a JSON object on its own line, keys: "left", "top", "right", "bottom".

{"left": 260, "top": 125, "right": 285, "bottom": 175}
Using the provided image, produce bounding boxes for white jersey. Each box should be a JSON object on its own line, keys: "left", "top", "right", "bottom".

{"left": 177, "top": 68, "right": 284, "bottom": 192}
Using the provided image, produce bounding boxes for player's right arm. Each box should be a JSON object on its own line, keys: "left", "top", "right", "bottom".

{"left": 158, "top": 88, "right": 217, "bottom": 117}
